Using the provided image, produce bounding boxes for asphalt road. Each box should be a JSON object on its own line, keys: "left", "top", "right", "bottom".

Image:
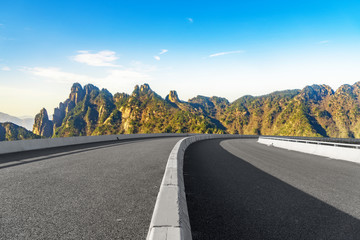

{"left": 184, "top": 138, "right": 360, "bottom": 240}
{"left": 0, "top": 137, "right": 183, "bottom": 240}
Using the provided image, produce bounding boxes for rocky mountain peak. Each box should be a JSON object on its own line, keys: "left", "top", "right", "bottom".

{"left": 299, "top": 84, "right": 334, "bottom": 102}
{"left": 131, "top": 84, "right": 157, "bottom": 99}
{"left": 100, "top": 88, "right": 112, "bottom": 97}
{"left": 33, "top": 108, "right": 53, "bottom": 138}
{"left": 70, "top": 83, "right": 85, "bottom": 104}
{"left": 84, "top": 84, "right": 99, "bottom": 95}
{"left": 352, "top": 81, "right": 360, "bottom": 96}
{"left": 336, "top": 84, "right": 353, "bottom": 95}
{"left": 353, "top": 81, "right": 360, "bottom": 88}
{"left": 132, "top": 85, "right": 140, "bottom": 97}
{"left": 71, "top": 82, "right": 82, "bottom": 92}
{"left": 140, "top": 83, "right": 151, "bottom": 93}
{"left": 166, "top": 90, "right": 180, "bottom": 103}
{"left": 114, "top": 92, "right": 129, "bottom": 100}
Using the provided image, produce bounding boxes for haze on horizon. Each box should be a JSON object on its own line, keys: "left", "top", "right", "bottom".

{"left": 1, "top": 0, "right": 360, "bottom": 117}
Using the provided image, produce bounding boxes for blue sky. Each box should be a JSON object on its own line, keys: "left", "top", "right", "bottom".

{"left": 1, "top": 0, "right": 360, "bottom": 117}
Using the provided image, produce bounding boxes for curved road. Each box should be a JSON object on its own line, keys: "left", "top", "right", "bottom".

{"left": 184, "top": 138, "right": 360, "bottom": 239}
{"left": 0, "top": 137, "right": 183, "bottom": 240}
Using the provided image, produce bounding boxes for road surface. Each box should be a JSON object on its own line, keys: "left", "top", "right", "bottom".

{"left": 0, "top": 137, "right": 183, "bottom": 240}
{"left": 184, "top": 138, "right": 360, "bottom": 240}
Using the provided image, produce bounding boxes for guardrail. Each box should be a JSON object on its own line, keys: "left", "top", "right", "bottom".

{"left": 147, "top": 134, "right": 258, "bottom": 240}
{"left": 0, "top": 133, "right": 193, "bottom": 155}
{"left": 261, "top": 136, "right": 360, "bottom": 149}
{"left": 261, "top": 135, "right": 360, "bottom": 145}
{"left": 258, "top": 136, "right": 360, "bottom": 163}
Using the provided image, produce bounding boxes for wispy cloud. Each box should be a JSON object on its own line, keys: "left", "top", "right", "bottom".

{"left": 187, "top": 18, "right": 193, "bottom": 23}
{"left": 153, "top": 49, "right": 168, "bottom": 61}
{"left": 23, "top": 67, "right": 93, "bottom": 84}
{"left": 23, "top": 66, "right": 151, "bottom": 88}
{"left": 209, "top": 50, "right": 244, "bottom": 58}
{"left": 73, "top": 50, "right": 121, "bottom": 67}
{"left": 1, "top": 66, "right": 10, "bottom": 71}
{"left": 159, "top": 49, "right": 168, "bottom": 55}
{"left": 318, "top": 40, "right": 330, "bottom": 45}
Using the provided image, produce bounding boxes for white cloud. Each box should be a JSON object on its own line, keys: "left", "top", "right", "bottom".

{"left": 23, "top": 67, "right": 94, "bottom": 84}
{"left": 23, "top": 66, "right": 152, "bottom": 94}
{"left": 73, "top": 50, "right": 121, "bottom": 67}
{"left": 1, "top": 66, "right": 10, "bottom": 71}
{"left": 153, "top": 49, "right": 168, "bottom": 61}
{"left": 187, "top": 18, "right": 193, "bottom": 23}
{"left": 209, "top": 50, "right": 244, "bottom": 58}
{"left": 318, "top": 40, "right": 330, "bottom": 45}
{"left": 159, "top": 49, "right": 168, "bottom": 55}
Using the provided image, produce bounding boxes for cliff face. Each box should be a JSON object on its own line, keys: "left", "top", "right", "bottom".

{"left": 165, "top": 90, "right": 180, "bottom": 103}
{"left": 53, "top": 83, "right": 86, "bottom": 129}
{"left": 47, "top": 83, "right": 222, "bottom": 137}
{"left": 53, "top": 84, "right": 119, "bottom": 137}
{"left": 33, "top": 108, "right": 53, "bottom": 138}
{"left": 0, "top": 122, "right": 40, "bottom": 141}
{"left": 23, "top": 81, "right": 360, "bottom": 140}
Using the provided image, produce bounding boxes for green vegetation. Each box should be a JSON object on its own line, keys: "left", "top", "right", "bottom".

{"left": 0, "top": 122, "right": 40, "bottom": 141}
{"left": 16, "top": 81, "right": 360, "bottom": 141}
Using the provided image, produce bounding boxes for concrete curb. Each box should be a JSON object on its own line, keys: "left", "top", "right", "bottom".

{"left": 0, "top": 133, "right": 192, "bottom": 155}
{"left": 258, "top": 136, "right": 360, "bottom": 164}
{"left": 147, "top": 134, "right": 257, "bottom": 240}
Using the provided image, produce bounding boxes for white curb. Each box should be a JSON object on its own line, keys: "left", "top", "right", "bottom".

{"left": 147, "top": 134, "right": 257, "bottom": 240}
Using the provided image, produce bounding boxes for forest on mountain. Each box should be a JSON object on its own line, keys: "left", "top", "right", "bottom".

{"left": 2, "top": 81, "right": 360, "bottom": 141}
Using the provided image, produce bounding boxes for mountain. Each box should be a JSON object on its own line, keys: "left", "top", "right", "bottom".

{"left": 11, "top": 81, "right": 360, "bottom": 141}
{"left": 218, "top": 83, "right": 360, "bottom": 138}
{"left": 0, "top": 112, "right": 34, "bottom": 130}
{"left": 0, "top": 122, "right": 40, "bottom": 141}
{"left": 47, "top": 83, "right": 222, "bottom": 138}
{"left": 33, "top": 108, "right": 53, "bottom": 138}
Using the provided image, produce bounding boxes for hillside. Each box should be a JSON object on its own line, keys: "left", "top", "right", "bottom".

{"left": 24, "top": 81, "right": 360, "bottom": 139}
{"left": 218, "top": 83, "right": 360, "bottom": 138}
{"left": 0, "top": 122, "right": 40, "bottom": 141}
{"left": 41, "top": 83, "right": 222, "bottom": 138}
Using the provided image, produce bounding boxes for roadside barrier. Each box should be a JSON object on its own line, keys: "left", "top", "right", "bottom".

{"left": 0, "top": 133, "right": 192, "bottom": 155}
{"left": 258, "top": 136, "right": 360, "bottom": 163}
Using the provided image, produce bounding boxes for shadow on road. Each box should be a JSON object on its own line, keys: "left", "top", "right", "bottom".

{"left": 184, "top": 139, "right": 360, "bottom": 240}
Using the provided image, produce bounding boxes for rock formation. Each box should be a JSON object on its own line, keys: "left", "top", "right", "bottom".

{"left": 33, "top": 108, "right": 53, "bottom": 138}
{"left": 8, "top": 81, "right": 359, "bottom": 142}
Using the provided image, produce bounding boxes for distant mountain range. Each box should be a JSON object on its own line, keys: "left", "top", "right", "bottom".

{"left": 2, "top": 82, "right": 360, "bottom": 141}
{"left": 0, "top": 112, "right": 34, "bottom": 130}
